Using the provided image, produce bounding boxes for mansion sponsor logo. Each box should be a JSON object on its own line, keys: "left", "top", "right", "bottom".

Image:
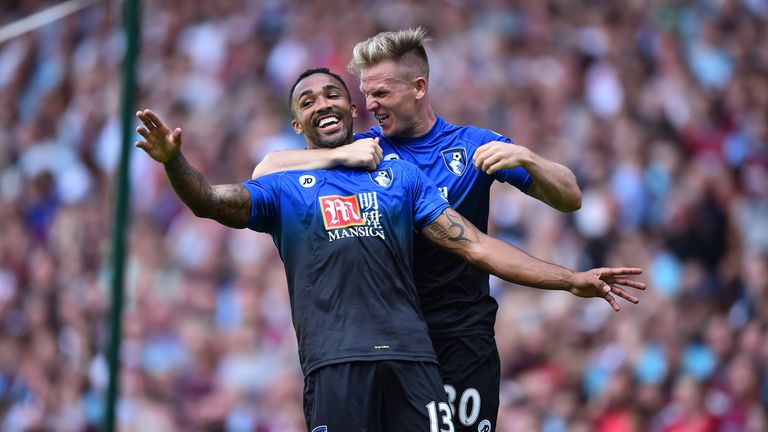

{"left": 319, "top": 192, "right": 385, "bottom": 242}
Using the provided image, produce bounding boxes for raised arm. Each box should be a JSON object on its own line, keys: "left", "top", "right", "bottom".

{"left": 421, "top": 208, "right": 645, "bottom": 311}
{"left": 136, "top": 109, "right": 250, "bottom": 228}
{"left": 473, "top": 141, "right": 582, "bottom": 212}
{"left": 251, "top": 137, "right": 383, "bottom": 179}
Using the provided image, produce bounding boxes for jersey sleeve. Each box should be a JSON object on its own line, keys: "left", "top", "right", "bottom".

{"left": 353, "top": 127, "right": 380, "bottom": 140}
{"left": 475, "top": 130, "right": 534, "bottom": 192}
{"left": 406, "top": 164, "right": 451, "bottom": 230}
{"left": 240, "top": 175, "right": 280, "bottom": 233}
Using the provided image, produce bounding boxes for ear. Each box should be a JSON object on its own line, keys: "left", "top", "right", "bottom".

{"left": 351, "top": 104, "right": 357, "bottom": 119}
{"left": 413, "top": 77, "right": 428, "bottom": 100}
{"left": 291, "top": 118, "right": 303, "bottom": 135}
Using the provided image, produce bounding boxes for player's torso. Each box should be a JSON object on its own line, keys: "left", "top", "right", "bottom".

{"left": 357, "top": 119, "right": 498, "bottom": 336}
{"left": 269, "top": 163, "right": 436, "bottom": 374}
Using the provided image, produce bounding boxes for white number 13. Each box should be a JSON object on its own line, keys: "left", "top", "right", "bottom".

{"left": 427, "top": 401, "right": 454, "bottom": 432}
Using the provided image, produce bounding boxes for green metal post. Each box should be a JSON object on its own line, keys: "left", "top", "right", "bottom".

{"left": 104, "top": 0, "right": 139, "bottom": 431}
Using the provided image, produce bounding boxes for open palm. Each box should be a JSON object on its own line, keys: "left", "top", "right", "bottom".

{"left": 135, "top": 109, "right": 182, "bottom": 163}
{"left": 570, "top": 267, "right": 646, "bottom": 311}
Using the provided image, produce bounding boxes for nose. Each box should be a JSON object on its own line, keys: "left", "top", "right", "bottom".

{"left": 315, "top": 96, "right": 332, "bottom": 111}
{"left": 365, "top": 95, "right": 378, "bottom": 112}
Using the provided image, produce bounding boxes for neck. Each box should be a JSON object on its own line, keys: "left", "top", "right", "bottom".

{"left": 403, "top": 100, "right": 436, "bottom": 138}
{"left": 307, "top": 138, "right": 354, "bottom": 150}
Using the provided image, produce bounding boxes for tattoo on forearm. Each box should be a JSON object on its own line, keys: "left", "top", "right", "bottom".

{"left": 164, "top": 155, "right": 250, "bottom": 227}
{"left": 443, "top": 211, "right": 470, "bottom": 242}
{"left": 211, "top": 184, "right": 251, "bottom": 221}
{"left": 425, "top": 210, "right": 472, "bottom": 248}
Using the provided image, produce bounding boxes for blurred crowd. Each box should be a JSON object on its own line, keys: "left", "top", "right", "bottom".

{"left": 0, "top": 0, "right": 767, "bottom": 431}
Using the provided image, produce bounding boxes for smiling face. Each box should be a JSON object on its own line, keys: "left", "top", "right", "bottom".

{"left": 359, "top": 60, "right": 425, "bottom": 138}
{"left": 291, "top": 73, "right": 357, "bottom": 149}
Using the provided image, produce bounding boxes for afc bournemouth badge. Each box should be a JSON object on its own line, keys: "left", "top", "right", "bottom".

{"left": 441, "top": 147, "right": 467, "bottom": 176}
{"left": 369, "top": 168, "right": 393, "bottom": 188}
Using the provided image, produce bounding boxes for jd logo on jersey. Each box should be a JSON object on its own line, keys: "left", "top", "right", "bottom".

{"left": 299, "top": 175, "right": 316, "bottom": 188}
{"left": 369, "top": 168, "right": 393, "bottom": 188}
{"left": 441, "top": 148, "right": 467, "bottom": 176}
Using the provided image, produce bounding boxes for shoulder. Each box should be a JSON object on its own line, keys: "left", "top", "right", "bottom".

{"left": 245, "top": 171, "right": 289, "bottom": 186}
{"left": 379, "top": 159, "right": 420, "bottom": 174}
{"left": 437, "top": 118, "right": 511, "bottom": 148}
{"left": 246, "top": 170, "right": 324, "bottom": 193}
{"left": 354, "top": 127, "right": 382, "bottom": 140}
{"left": 462, "top": 125, "right": 510, "bottom": 146}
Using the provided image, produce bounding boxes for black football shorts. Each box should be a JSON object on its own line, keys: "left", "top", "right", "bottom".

{"left": 431, "top": 334, "right": 500, "bottom": 432}
{"left": 303, "top": 360, "right": 454, "bottom": 431}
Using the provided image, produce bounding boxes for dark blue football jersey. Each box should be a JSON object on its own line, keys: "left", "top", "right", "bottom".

{"left": 356, "top": 117, "right": 533, "bottom": 336}
{"left": 241, "top": 160, "right": 450, "bottom": 376}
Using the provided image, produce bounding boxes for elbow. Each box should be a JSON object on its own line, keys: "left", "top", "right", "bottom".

{"left": 189, "top": 205, "right": 215, "bottom": 220}
{"left": 457, "top": 241, "right": 489, "bottom": 268}
{"left": 251, "top": 157, "right": 271, "bottom": 180}
{"left": 560, "top": 191, "right": 582, "bottom": 212}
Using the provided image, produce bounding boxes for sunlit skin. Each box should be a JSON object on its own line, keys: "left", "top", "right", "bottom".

{"left": 291, "top": 73, "right": 358, "bottom": 149}
{"left": 359, "top": 60, "right": 436, "bottom": 138}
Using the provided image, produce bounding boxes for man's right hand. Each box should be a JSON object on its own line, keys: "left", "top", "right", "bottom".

{"left": 334, "top": 137, "right": 382, "bottom": 170}
{"left": 136, "top": 109, "right": 182, "bottom": 164}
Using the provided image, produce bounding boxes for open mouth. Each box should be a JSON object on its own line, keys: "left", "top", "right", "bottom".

{"left": 375, "top": 114, "right": 390, "bottom": 125}
{"left": 316, "top": 115, "right": 342, "bottom": 133}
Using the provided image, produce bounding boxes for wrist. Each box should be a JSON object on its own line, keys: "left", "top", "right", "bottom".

{"left": 519, "top": 147, "right": 537, "bottom": 170}
{"left": 163, "top": 151, "right": 184, "bottom": 168}
{"left": 564, "top": 270, "right": 580, "bottom": 292}
{"left": 327, "top": 146, "right": 346, "bottom": 166}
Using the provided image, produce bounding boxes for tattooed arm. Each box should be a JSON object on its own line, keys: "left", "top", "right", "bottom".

{"left": 136, "top": 109, "right": 250, "bottom": 228}
{"left": 421, "top": 208, "right": 646, "bottom": 311}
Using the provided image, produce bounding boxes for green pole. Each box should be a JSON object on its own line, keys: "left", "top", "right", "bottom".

{"left": 104, "top": 0, "right": 139, "bottom": 431}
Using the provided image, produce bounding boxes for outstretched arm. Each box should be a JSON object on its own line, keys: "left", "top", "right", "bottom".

{"left": 473, "top": 141, "right": 582, "bottom": 212}
{"left": 136, "top": 109, "right": 251, "bottom": 228}
{"left": 421, "top": 208, "right": 645, "bottom": 311}
{"left": 251, "top": 137, "right": 383, "bottom": 179}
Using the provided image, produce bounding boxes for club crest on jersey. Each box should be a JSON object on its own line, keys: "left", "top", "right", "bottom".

{"left": 319, "top": 192, "right": 385, "bottom": 242}
{"left": 369, "top": 168, "right": 393, "bottom": 188}
{"left": 441, "top": 147, "right": 467, "bottom": 176}
{"left": 312, "top": 426, "right": 327, "bottom": 432}
{"left": 383, "top": 153, "right": 400, "bottom": 161}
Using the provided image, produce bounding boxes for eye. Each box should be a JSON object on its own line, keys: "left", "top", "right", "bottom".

{"left": 301, "top": 99, "right": 313, "bottom": 108}
{"left": 328, "top": 93, "right": 342, "bottom": 99}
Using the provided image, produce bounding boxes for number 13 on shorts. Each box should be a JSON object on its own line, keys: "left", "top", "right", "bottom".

{"left": 426, "top": 401, "right": 454, "bottom": 432}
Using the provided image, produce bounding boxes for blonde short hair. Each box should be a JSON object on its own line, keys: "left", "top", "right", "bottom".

{"left": 347, "top": 27, "right": 431, "bottom": 81}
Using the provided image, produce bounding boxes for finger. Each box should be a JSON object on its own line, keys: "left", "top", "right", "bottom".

{"left": 610, "top": 278, "right": 647, "bottom": 290}
{"left": 486, "top": 160, "right": 509, "bottom": 175}
{"left": 172, "top": 127, "right": 182, "bottom": 144}
{"left": 136, "top": 127, "right": 151, "bottom": 140}
{"left": 473, "top": 142, "right": 495, "bottom": 163}
{"left": 473, "top": 152, "right": 486, "bottom": 169}
{"left": 601, "top": 267, "right": 643, "bottom": 276}
{"left": 481, "top": 153, "right": 504, "bottom": 172}
{"left": 604, "top": 293, "right": 621, "bottom": 312}
{"left": 373, "top": 137, "right": 380, "bottom": 145}
{"left": 135, "top": 140, "right": 149, "bottom": 150}
{"left": 143, "top": 110, "right": 168, "bottom": 132}
{"left": 610, "top": 286, "right": 640, "bottom": 304}
{"left": 374, "top": 143, "right": 383, "bottom": 162}
{"left": 136, "top": 112, "right": 154, "bottom": 129}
